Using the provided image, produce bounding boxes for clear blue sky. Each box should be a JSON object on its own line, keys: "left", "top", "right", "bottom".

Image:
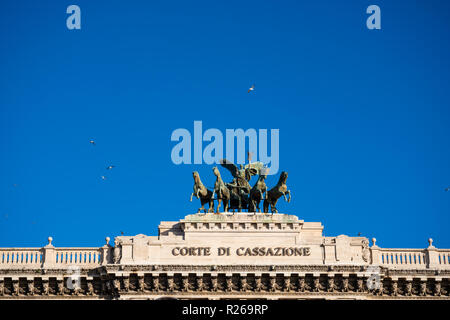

{"left": 1, "top": 0, "right": 449, "bottom": 249}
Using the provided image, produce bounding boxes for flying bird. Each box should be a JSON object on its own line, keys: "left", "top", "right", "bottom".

{"left": 445, "top": 187, "right": 450, "bottom": 192}
{"left": 106, "top": 165, "right": 115, "bottom": 170}
{"left": 248, "top": 84, "right": 255, "bottom": 93}
{"left": 89, "top": 139, "right": 96, "bottom": 146}
{"left": 101, "top": 176, "right": 107, "bottom": 180}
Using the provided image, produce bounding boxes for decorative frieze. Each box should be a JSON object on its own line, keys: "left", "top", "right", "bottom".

{"left": 0, "top": 213, "right": 449, "bottom": 299}
{"left": 0, "top": 271, "right": 448, "bottom": 299}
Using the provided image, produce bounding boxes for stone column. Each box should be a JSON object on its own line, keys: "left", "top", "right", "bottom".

{"left": 322, "top": 238, "right": 337, "bottom": 264}
{"left": 101, "top": 237, "right": 112, "bottom": 265}
{"left": 42, "top": 237, "right": 55, "bottom": 269}
{"left": 425, "top": 238, "right": 439, "bottom": 269}
{"left": 118, "top": 238, "right": 133, "bottom": 264}
{"left": 370, "top": 238, "right": 381, "bottom": 265}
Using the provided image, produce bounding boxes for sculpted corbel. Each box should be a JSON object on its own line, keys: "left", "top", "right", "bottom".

{"left": 269, "top": 277, "right": 280, "bottom": 292}
{"left": 57, "top": 281, "right": 65, "bottom": 295}
{"left": 197, "top": 277, "right": 206, "bottom": 292}
{"left": 240, "top": 277, "right": 251, "bottom": 292}
{"left": 312, "top": 277, "right": 322, "bottom": 292}
{"left": 255, "top": 277, "right": 264, "bottom": 292}
{"left": 182, "top": 277, "right": 191, "bottom": 292}
{"left": 27, "top": 281, "right": 35, "bottom": 296}
{"left": 113, "top": 279, "right": 121, "bottom": 292}
{"left": 297, "top": 277, "right": 306, "bottom": 292}
{"left": 13, "top": 281, "right": 20, "bottom": 296}
{"left": 434, "top": 281, "right": 442, "bottom": 296}
{"left": 113, "top": 238, "right": 122, "bottom": 264}
{"left": 210, "top": 277, "right": 219, "bottom": 292}
{"left": 87, "top": 282, "right": 95, "bottom": 295}
{"left": 356, "top": 279, "right": 364, "bottom": 292}
{"left": 377, "top": 280, "right": 384, "bottom": 296}
{"left": 391, "top": 281, "right": 398, "bottom": 296}
{"left": 419, "top": 281, "right": 427, "bottom": 296}
{"left": 341, "top": 277, "right": 349, "bottom": 292}
{"left": 152, "top": 277, "right": 160, "bottom": 292}
{"left": 327, "top": 277, "right": 335, "bottom": 292}
{"left": 42, "top": 281, "right": 49, "bottom": 295}
{"left": 122, "top": 277, "right": 130, "bottom": 292}
{"left": 137, "top": 277, "right": 145, "bottom": 292}
{"left": 283, "top": 277, "right": 293, "bottom": 292}
{"left": 167, "top": 277, "right": 176, "bottom": 292}
{"left": 73, "top": 286, "right": 82, "bottom": 296}
{"left": 226, "top": 277, "right": 234, "bottom": 292}
{"left": 361, "top": 239, "right": 370, "bottom": 263}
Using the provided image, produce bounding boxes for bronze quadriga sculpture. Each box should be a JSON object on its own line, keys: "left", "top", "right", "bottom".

{"left": 191, "top": 159, "right": 291, "bottom": 214}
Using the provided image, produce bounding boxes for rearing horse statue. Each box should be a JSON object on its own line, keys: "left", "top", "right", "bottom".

{"left": 263, "top": 171, "right": 291, "bottom": 214}
{"left": 211, "top": 166, "right": 230, "bottom": 213}
{"left": 249, "top": 172, "right": 267, "bottom": 213}
{"left": 190, "top": 171, "right": 214, "bottom": 213}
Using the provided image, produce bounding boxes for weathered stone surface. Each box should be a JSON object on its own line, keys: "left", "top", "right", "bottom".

{"left": 0, "top": 213, "right": 449, "bottom": 299}
{"left": 116, "top": 213, "right": 366, "bottom": 266}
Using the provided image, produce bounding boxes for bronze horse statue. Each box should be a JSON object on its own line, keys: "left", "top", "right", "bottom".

{"left": 263, "top": 171, "right": 291, "bottom": 214}
{"left": 211, "top": 167, "right": 230, "bottom": 213}
{"left": 226, "top": 177, "right": 251, "bottom": 212}
{"left": 190, "top": 171, "right": 214, "bottom": 213}
{"left": 249, "top": 172, "right": 268, "bottom": 212}
{"left": 220, "top": 159, "right": 258, "bottom": 212}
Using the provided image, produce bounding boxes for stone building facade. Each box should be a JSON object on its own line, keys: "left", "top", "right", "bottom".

{"left": 0, "top": 213, "right": 449, "bottom": 299}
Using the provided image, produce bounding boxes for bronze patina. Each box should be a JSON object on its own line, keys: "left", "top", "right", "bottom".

{"left": 191, "top": 159, "right": 291, "bottom": 214}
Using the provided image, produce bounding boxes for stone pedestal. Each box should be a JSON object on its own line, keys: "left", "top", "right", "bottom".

{"left": 114, "top": 213, "right": 369, "bottom": 266}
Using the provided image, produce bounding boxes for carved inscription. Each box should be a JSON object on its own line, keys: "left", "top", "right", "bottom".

{"left": 171, "top": 247, "right": 311, "bottom": 257}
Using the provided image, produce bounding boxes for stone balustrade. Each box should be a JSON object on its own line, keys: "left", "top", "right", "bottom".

{"left": 52, "top": 248, "right": 103, "bottom": 266}
{"left": 378, "top": 249, "right": 428, "bottom": 268}
{"left": 0, "top": 215, "right": 448, "bottom": 300}
{"left": 1, "top": 236, "right": 449, "bottom": 271}
{"left": 437, "top": 250, "right": 450, "bottom": 267}
{"left": 0, "top": 237, "right": 112, "bottom": 269}
{"left": 0, "top": 249, "right": 43, "bottom": 267}
{"left": 369, "top": 238, "right": 450, "bottom": 270}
